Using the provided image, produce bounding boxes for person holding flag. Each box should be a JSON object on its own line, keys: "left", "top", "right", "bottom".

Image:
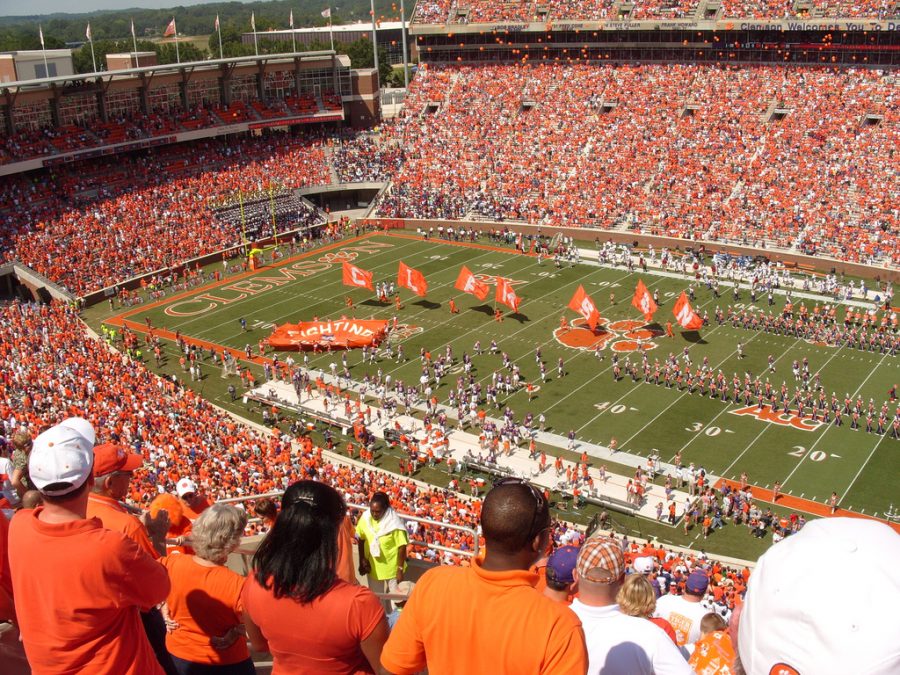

{"left": 454, "top": 266, "right": 489, "bottom": 301}
{"left": 568, "top": 285, "right": 600, "bottom": 331}
{"left": 398, "top": 262, "right": 427, "bottom": 297}
{"left": 632, "top": 279, "right": 658, "bottom": 323}
{"left": 673, "top": 291, "right": 704, "bottom": 330}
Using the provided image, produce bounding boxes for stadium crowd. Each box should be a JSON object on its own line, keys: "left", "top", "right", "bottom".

{"left": 411, "top": 0, "right": 899, "bottom": 23}
{"left": 375, "top": 62, "right": 898, "bottom": 267}
{"left": 0, "top": 134, "right": 330, "bottom": 295}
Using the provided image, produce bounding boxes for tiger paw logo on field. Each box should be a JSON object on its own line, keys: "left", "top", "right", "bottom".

{"left": 387, "top": 324, "right": 424, "bottom": 343}
{"left": 554, "top": 318, "right": 661, "bottom": 352}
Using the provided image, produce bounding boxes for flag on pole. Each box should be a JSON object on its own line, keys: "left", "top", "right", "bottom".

{"left": 250, "top": 12, "right": 256, "bottom": 31}
{"left": 39, "top": 25, "right": 45, "bottom": 47}
{"left": 164, "top": 18, "right": 176, "bottom": 37}
{"left": 289, "top": 10, "right": 294, "bottom": 27}
{"left": 342, "top": 262, "right": 374, "bottom": 291}
{"left": 454, "top": 266, "right": 489, "bottom": 301}
{"left": 495, "top": 277, "right": 521, "bottom": 312}
{"left": 568, "top": 285, "right": 601, "bottom": 330}
{"left": 398, "top": 262, "right": 427, "bottom": 297}
{"left": 322, "top": 7, "right": 332, "bottom": 17}
{"left": 631, "top": 279, "right": 658, "bottom": 322}
{"left": 86, "top": 23, "right": 92, "bottom": 41}
{"left": 131, "top": 19, "right": 136, "bottom": 39}
{"left": 214, "top": 14, "right": 220, "bottom": 31}
{"left": 673, "top": 291, "right": 704, "bottom": 330}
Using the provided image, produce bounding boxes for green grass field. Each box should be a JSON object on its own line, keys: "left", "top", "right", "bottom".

{"left": 85, "top": 232, "right": 900, "bottom": 559}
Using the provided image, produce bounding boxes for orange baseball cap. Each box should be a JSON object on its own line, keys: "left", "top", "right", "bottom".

{"left": 92, "top": 443, "right": 143, "bottom": 477}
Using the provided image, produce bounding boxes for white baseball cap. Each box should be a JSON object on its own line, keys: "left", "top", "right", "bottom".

{"left": 176, "top": 478, "right": 197, "bottom": 497}
{"left": 738, "top": 517, "right": 900, "bottom": 675}
{"left": 58, "top": 417, "right": 96, "bottom": 446}
{"left": 632, "top": 556, "right": 655, "bottom": 574}
{"left": 29, "top": 422, "right": 94, "bottom": 496}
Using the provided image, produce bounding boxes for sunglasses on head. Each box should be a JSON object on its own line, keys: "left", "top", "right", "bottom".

{"left": 493, "top": 476, "right": 547, "bottom": 538}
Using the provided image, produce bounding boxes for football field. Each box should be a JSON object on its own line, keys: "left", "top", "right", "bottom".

{"left": 98, "top": 232, "right": 900, "bottom": 530}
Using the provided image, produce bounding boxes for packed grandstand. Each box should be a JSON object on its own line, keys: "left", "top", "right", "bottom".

{"left": 0, "top": 2, "right": 898, "bottom": 674}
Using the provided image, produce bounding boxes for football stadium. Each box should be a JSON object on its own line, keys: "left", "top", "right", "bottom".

{"left": 0, "top": 1, "right": 898, "bottom": 673}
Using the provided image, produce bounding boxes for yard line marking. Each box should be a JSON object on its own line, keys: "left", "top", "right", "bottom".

{"left": 781, "top": 349, "right": 891, "bottom": 489}
{"left": 839, "top": 433, "right": 889, "bottom": 503}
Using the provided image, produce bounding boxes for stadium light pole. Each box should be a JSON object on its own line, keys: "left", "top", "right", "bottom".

{"left": 370, "top": 0, "right": 379, "bottom": 89}
{"left": 400, "top": 0, "right": 408, "bottom": 89}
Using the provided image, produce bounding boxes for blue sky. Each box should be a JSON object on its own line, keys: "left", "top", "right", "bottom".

{"left": 0, "top": 0, "right": 248, "bottom": 17}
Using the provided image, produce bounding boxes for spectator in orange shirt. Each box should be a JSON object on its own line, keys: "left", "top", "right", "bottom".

{"left": 242, "top": 481, "right": 389, "bottom": 673}
{"left": 87, "top": 442, "right": 175, "bottom": 674}
{"left": 176, "top": 478, "right": 212, "bottom": 521}
{"left": 8, "top": 421, "right": 170, "bottom": 675}
{"left": 381, "top": 477, "right": 588, "bottom": 674}
{"left": 161, "top": 503, "right": 255, "bottom": 675}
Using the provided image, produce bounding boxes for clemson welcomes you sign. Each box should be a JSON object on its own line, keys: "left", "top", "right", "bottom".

{"left": 268, "top": 319, "right": 388, "bottom": 350}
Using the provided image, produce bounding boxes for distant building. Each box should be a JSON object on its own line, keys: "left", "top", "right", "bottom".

{"left": 243, "top": 21, "right": 414, "bottom": 65}
{"left": 106, "top": 52, "right": 158, "bottom": 71}
{"left": 0, "top": 50, "right": 74, "bottom": 83}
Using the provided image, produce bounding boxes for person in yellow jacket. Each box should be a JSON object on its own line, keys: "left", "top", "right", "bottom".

{"left": 356, "top": 491, "right": 409, "bottom": 594}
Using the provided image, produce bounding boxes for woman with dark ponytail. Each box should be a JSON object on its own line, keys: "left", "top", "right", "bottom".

{"left": 242, "top": 481, "right": 389, "bottom": 674}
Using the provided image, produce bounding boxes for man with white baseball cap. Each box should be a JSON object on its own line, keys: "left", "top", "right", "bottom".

{"left": 176, "top": 476, "right": 211, "bottom": 521}
{"left": 736, "top": 517, "right": 900, "bottom": 675}
{"left": 7, "top": 420, "right": 170, "bottom": 675}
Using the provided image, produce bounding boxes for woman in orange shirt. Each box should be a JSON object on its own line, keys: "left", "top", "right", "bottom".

{"left": 160, "top": 503, "right": 254, "bottom": 674}
{"left": 242, "top": 481, "right": 389, "bottom": 674}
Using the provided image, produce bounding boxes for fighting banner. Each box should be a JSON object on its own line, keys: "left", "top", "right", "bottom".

{"left": 268, "top": 319, "right": 388, "bottom": 350}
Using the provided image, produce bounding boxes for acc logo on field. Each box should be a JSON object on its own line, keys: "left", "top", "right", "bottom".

{"left": 729, "top": 404, "right": 823, "bottom": 432}
{"left": 554, "top": 318, "right": 661, "bottom": 353}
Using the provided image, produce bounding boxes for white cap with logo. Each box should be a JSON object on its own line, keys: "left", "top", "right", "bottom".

{"left": 738, "top": 517, "right": 900, "bottom": 675}
{"left": 29, "top": 421, "right": 95, "bottom": 496}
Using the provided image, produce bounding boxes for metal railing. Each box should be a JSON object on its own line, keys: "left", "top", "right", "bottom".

{"left": 220, "top": 490, "right": 480, "bottom": 571}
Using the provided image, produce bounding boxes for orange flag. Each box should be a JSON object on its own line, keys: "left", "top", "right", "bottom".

{"left": 342, "top": 262, "right": 373, "bottom": 290}
{"left": 673, "top": 291, "right": 703, "bottom": 330}
{"left": 495, "top": 277, "right": 521, "bottom": 312}
{"left": 568, "top": 285, "right": 600, "bottom": 330}
{"left": 398, "top": 262, "right": 427, "bottom": 297}
{"left": 454, "top": 266, "right": 489, "bottom": 301}
{"left": 632, "top": 279, "right": 658, "bottom": 322}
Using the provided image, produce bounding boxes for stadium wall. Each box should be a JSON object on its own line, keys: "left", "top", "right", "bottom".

{"left": 363, "top": 218, "right": 900, "bottom": 283}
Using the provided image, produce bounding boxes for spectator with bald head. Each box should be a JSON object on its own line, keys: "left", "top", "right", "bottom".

{"left": 381, "top": 477, "right": 588, "bottom": 674}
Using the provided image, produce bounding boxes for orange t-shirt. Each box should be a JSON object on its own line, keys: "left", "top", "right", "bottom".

{"left": 242, "top": 575, "right": 385, "bottom": 674}
{"left": 0, "top": 512, "right": 12, "bottom": 621}
{"left": 161, "top": 555, "right": 249, "bottom": 665}
{"left": 87, "top": 492, "right": 160, "bottom": 559}
{"left": 8, "top": 508, "right": 170, "bottom": 674}
{"left": 181, "top": 496, "right": 212, "bottom": 522}
{"left": 689, "top": 630, "right": 737, "bottom": 674}
{"left": 381, "top": 558, "right": 588, "bottom": 675}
